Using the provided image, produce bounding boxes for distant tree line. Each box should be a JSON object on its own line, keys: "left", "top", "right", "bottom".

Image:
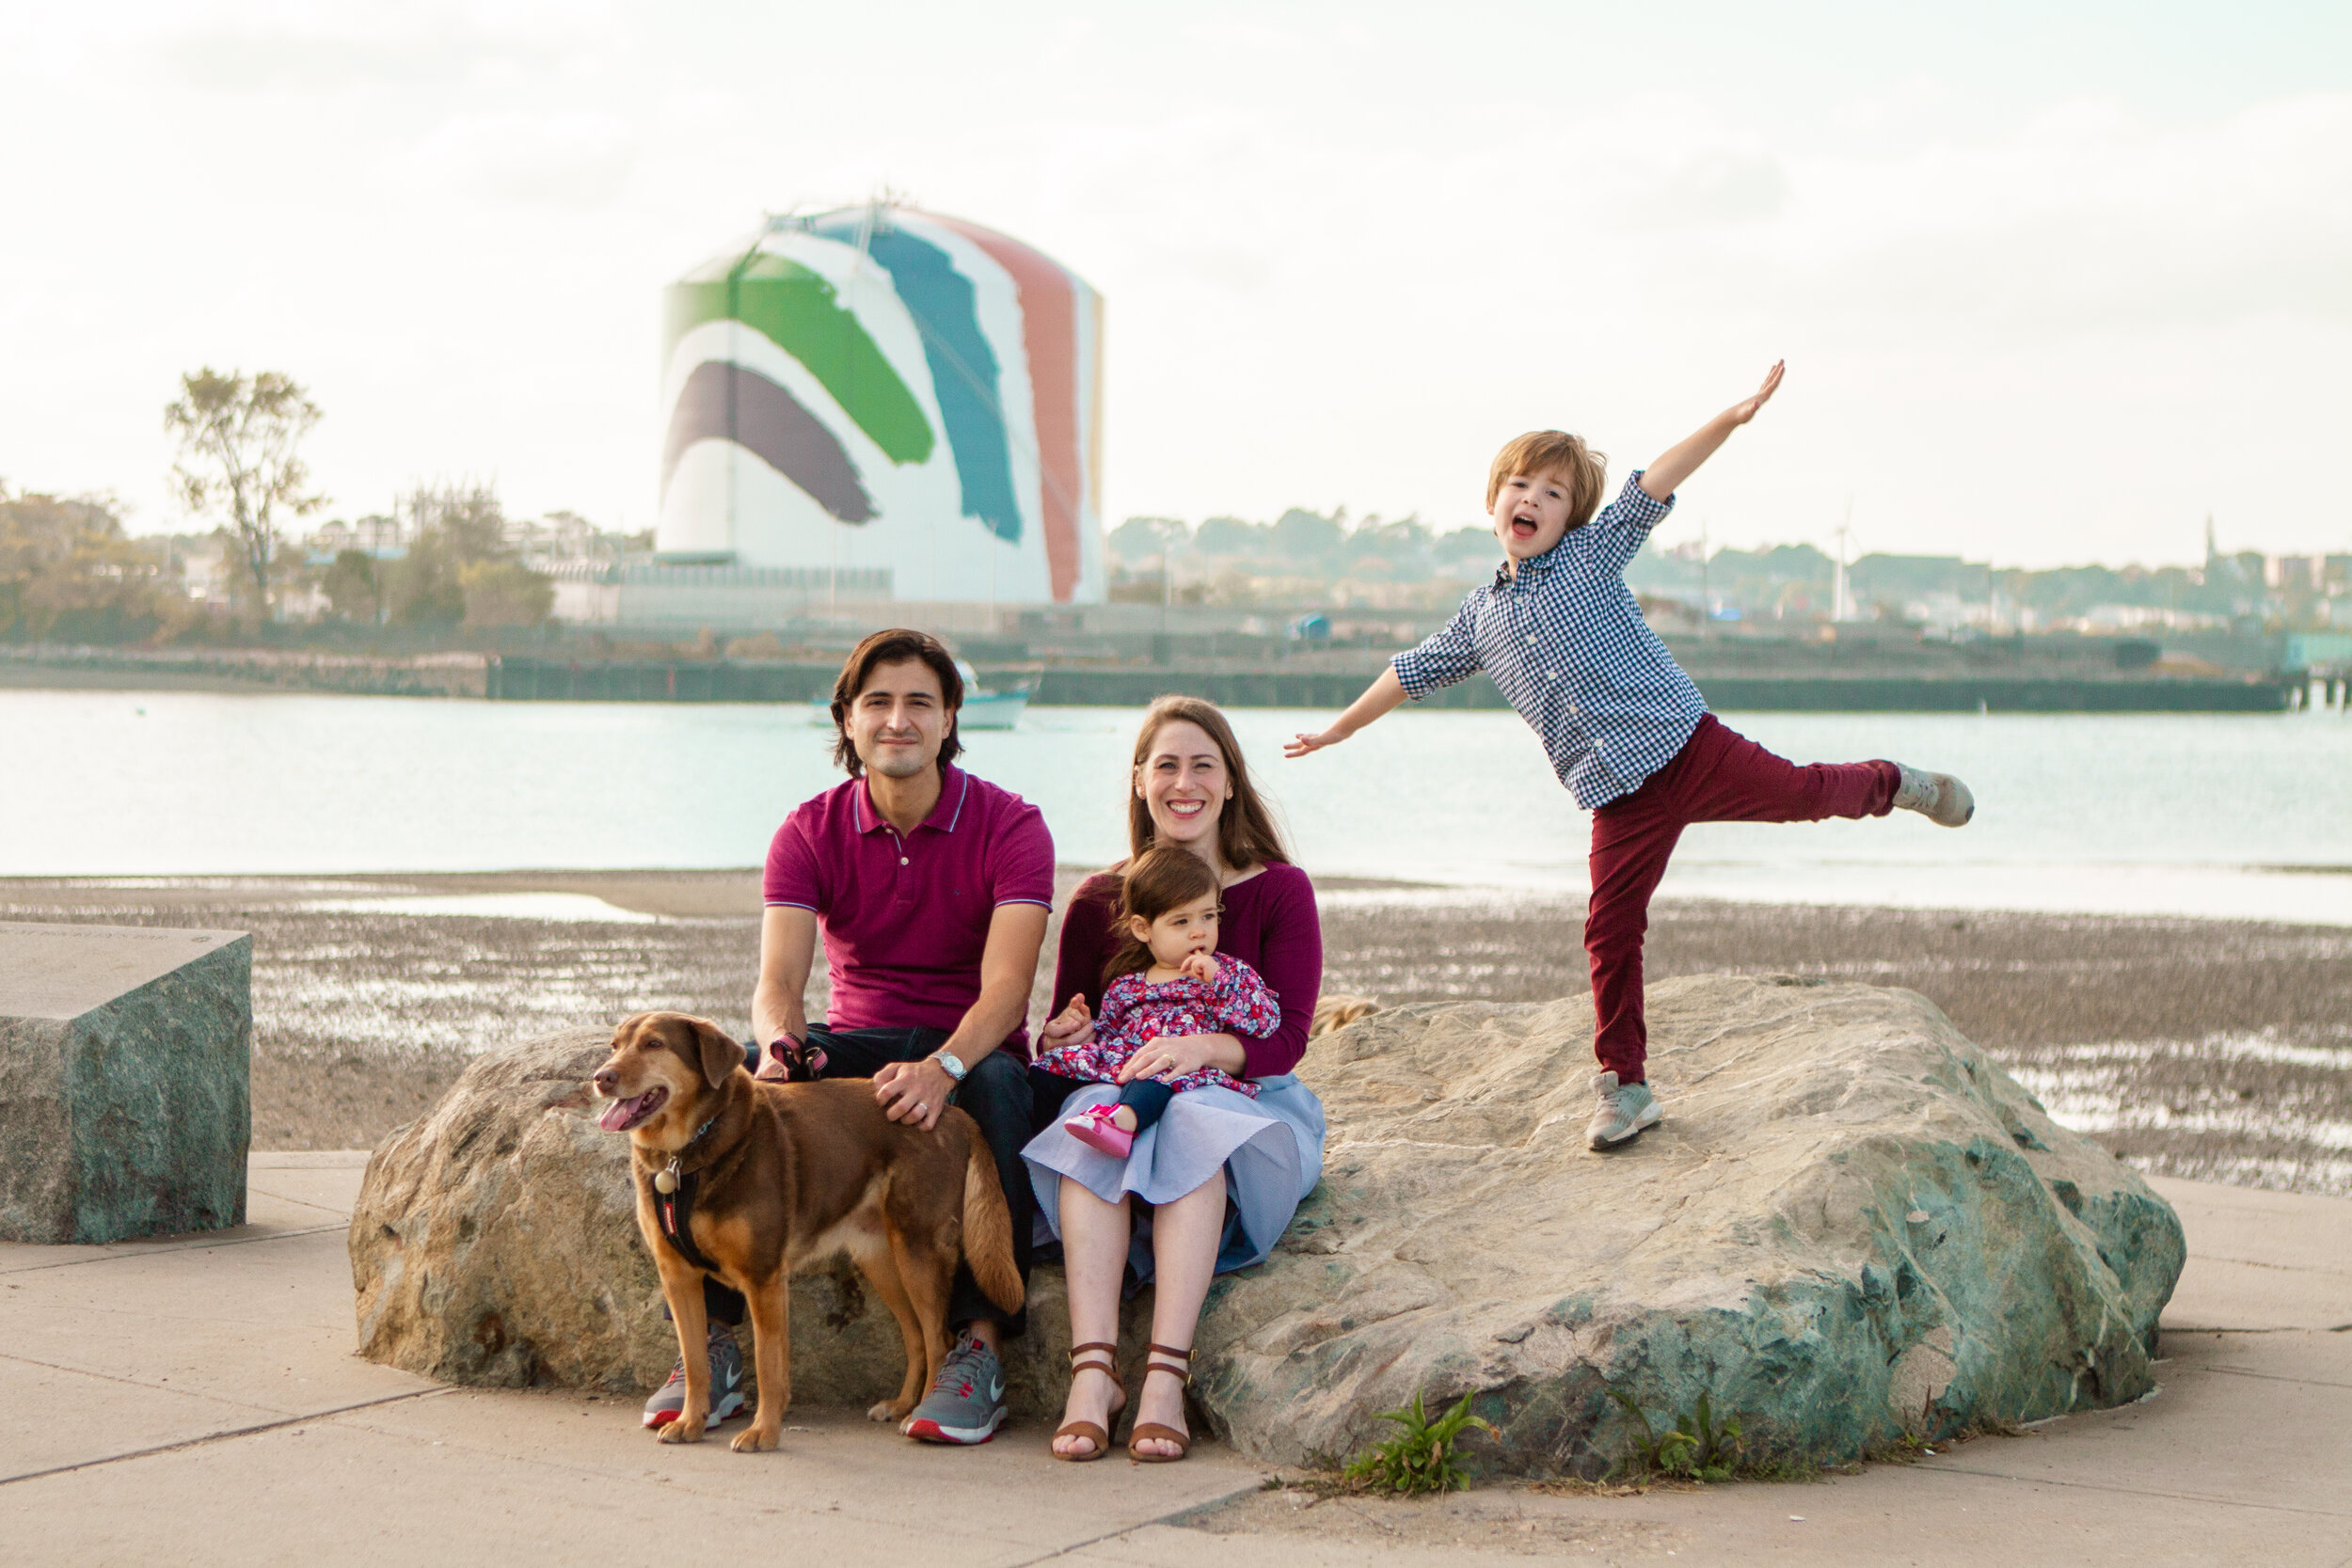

{"left": 0, "top": 488, "right": 192, "bottom": 643}
{"left": 299, "top": 481, "right": 554, "bottom": 630}
{"left": 1115, "top": 501, "right": 2345, "bottom": 629}
{"left": 0, "top": 367, "right": 583, "bottom": 646}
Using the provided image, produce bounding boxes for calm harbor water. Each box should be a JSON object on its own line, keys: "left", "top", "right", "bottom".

{"left": 5, "top": 688, "right": 2351, "bottom": 924}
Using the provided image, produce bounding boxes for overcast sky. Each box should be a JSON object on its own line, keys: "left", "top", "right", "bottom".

{"left": 4, "top": 1, "right": 2346, "bottom": 568}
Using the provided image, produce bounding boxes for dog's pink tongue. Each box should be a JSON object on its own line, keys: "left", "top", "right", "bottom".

{"left": 596, "top": 1095, "right": 644, "bottom": 1132}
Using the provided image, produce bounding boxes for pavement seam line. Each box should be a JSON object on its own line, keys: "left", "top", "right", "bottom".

{"left": 0, "top": 1348, "right": 428, "bottom": 1420}
{"left": 2203, "top": 1364, "right": 2352, "bottom": 1391}
{"left": 0, "top": 1387, "right": 450, "bottom": 1489}
{"left": 1927, "top": 1463, "right": 2352, "bottom": 1519}
{"left": 244, "top": 1186, "right": 357, "bottom": 1220}
{"left": 0, "top": 1223, "right": 345, "bottom": 1274}
{"left": 1001, "top": 1479, "right": 1270, "bottom": 1567}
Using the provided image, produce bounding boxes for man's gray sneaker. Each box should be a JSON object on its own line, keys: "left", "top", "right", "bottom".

{"left": 1586, "top": 1070, "right": 1662, "bottom": 1151}
{"left": 642, "top": 1322, "right": 746, "bottom": 1429}
{"left": 1893, "top": 764, "right": 1975, "bottom": 828}
{"left": 901, "top": 1334, "right": 1008, "bottom": 1445}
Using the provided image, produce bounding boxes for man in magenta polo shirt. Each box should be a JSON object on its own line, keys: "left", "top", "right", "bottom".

{"left": 641, "top": 628, "right": 1053, "bottom": 1447}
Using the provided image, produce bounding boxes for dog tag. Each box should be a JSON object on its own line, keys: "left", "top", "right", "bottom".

{"left": 654, "top": 1166, "right": 678, "bottom": 1195}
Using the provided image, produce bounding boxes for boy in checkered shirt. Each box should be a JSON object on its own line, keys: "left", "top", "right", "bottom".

{"left": 1287, "top": 364, "right": 1976, "bottom": 1150}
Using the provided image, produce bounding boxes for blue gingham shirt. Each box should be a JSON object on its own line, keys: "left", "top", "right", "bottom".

{"left": 1392, "top": 470, "right": 1707, "bottom": 808}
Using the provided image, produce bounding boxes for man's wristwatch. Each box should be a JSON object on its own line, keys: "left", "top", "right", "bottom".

{"left": 930, "top": 1051, "right": 968, "bottom": 1084}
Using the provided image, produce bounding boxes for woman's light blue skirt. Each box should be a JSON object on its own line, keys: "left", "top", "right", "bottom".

{"left": 1022, "top": 1074, "right": 1327, "bottom": 1283}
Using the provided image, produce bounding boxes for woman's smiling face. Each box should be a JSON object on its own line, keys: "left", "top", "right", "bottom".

{"left": 1136, "top": 719, "right": 1232, "bottom": 860}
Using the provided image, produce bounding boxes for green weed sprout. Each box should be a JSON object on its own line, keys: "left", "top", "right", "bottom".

{"left": 1343, "top": 1387, "right": 1497, "bottom": 1496}
{"left": 1607, "top": 1388, "right": 1746, "bottom": 1482}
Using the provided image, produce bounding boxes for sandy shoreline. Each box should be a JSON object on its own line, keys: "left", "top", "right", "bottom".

{"left": 7, "top": 869, "right": 2346, "bottom": 1196}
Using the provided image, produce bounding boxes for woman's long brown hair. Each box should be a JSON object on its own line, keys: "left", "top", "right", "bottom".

{"left": 1125, "top": 695, "right": 1292, "bottom": 871}
{"left": 1101, "top": 847, "right": 1224, "bottom": 986}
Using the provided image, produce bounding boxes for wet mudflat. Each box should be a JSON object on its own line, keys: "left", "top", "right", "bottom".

{"left": 5, "top": 870, "right": 2344, "bottom": 1196}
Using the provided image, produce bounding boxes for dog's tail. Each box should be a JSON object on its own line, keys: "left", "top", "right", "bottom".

{"left": 961, "top": 1134, "right": 1025, "bottom": 1315}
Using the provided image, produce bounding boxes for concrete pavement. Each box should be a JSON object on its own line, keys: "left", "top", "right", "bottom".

{"left": 2, "top": 1160, "right": 2345, "bottom": 1566}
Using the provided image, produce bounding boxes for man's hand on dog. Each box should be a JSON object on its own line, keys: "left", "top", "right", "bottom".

{"left": 873, "top": 1058, "right": 955, "bottom": 1132}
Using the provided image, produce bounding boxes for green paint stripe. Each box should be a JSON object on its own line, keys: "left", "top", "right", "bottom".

{"left": 665, "top": 257, "right": 933, "bottom": 466}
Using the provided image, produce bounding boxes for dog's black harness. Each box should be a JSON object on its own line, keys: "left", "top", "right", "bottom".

{"left": 644, "top": 1114, "right": 723, "bottom": 1274}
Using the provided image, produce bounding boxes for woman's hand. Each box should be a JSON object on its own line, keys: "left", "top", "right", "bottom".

{"left": 1041, "top": 992, "right": 1094, "bottom": 1050}
{"left": 1116, "top": 1032, "right": 1245, "bottom": 1084}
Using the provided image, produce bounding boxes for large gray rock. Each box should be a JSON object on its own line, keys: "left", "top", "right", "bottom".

{"left": 1196, "top": 975, "right": 2184, "bottom": 1474}
{"left": 350, "top": 979, "right": 2184, "bottom": 1478}
{"left": 0, "top": 922, "right": 251, "bottom": 1243}
{"left": 348, "top": 1028, "right": 1149, "bottom": 1409}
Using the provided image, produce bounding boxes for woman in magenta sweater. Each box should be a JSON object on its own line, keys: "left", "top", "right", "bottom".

{"left": 1024, "top": 696, "right": 1326, "bottom": 1463}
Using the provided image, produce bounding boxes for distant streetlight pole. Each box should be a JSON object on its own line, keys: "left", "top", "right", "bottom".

{"left": 1699, "top": 518, "right": 1710, "bottom": 640}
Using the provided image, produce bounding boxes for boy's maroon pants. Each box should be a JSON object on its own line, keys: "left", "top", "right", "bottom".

{"left": 1586, "top": 714, "right": 1900, "bottom": 1084}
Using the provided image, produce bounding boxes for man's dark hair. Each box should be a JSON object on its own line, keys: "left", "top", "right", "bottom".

{"left": 831, "top": 628, "right": 964, "bottom": 777}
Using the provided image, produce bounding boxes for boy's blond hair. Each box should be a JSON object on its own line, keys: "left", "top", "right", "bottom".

{"left": 1487, "top": 431, "right": 1608, "bottom": 531}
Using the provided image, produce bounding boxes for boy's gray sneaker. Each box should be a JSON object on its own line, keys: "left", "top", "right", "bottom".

{"left": 1586, "top": 1071, "right": 1661, "bottom": 1150}
{"left": 642, "top": 1323, "right": 746, "bottom": 1429}
{"left": 1893, "top": 765, "right": 1975, "bottom": 827}
{"left": 901, "top": 1334, "right": 1008, "bottom": 1445}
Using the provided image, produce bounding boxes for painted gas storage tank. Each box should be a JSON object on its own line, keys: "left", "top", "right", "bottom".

{"left": 658, "top": 206, "right": 1105, "bottom": 604}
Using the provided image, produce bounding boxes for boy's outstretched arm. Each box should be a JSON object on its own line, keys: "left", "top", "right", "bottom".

{"left": 1284, "top": 666, "right": 1406, "bottom": 757}
{"left": 1638, "top": 361, "right": 1784, "bottom": 500}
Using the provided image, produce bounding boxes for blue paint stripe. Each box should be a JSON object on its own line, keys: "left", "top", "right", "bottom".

{"left": 811, "top": 216, "right": 1020, "bottom": 544}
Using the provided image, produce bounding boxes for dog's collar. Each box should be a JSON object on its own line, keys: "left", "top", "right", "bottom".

{"left": 648, "top": 1112, "right": 723, "bottom": 1196}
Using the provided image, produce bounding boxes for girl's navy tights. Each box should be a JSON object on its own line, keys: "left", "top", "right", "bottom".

{"left": 1118, "top": 1077, "right": 1175, "bottom": 1132}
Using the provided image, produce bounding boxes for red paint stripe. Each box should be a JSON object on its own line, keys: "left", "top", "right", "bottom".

{"left": 927, "top": 214, "right": 1083, "bottom": 603}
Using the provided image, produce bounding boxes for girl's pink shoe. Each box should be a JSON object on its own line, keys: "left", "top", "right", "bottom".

{"left": 1065, "top": 1102, "right": 1134, "bottom": 1157}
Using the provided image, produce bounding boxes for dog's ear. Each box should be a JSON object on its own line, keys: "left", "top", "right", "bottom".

{"left": 681, "top": 1017, "right": 744, "bottom": 1090}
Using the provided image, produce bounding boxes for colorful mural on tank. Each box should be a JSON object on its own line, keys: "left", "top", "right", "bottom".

{"left": 658, "top": 206, "right": 1106, "bottom": 604}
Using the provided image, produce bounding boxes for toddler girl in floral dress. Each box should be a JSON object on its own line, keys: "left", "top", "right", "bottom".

{"left": 1034, "top": 847, "right": 1281, "bottom": 1159}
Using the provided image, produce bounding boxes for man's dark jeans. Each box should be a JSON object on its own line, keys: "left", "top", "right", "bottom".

{"left": 692, "top": 1024, "right": 1034, "bottom": 1338}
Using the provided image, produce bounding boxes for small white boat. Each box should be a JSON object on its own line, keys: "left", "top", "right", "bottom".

{"left": 809, "top": 658, "right": 1035, "bottom": 728}
{"left": 955, "top": 659, "right": 1035, "bottom": 729}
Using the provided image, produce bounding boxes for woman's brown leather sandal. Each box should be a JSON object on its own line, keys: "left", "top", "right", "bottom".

{"left": 1126, "top": 1342, "right": 1193, "bottom": 1463}
{"left": 1053, "top": 1341, "right": 1124, "bottom": 1462}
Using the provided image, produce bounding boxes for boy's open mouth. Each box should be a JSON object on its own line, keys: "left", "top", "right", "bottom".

{"left": 1510, "top": 517, "right": 1539, "bottom": 539}
{"left": 596, "top": 1085, "right": 669, "bottom": 1132}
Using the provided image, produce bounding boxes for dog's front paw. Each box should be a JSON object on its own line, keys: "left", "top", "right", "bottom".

{"left": 657, "top": 1414, "right": 707, "bottom": 1444}
{"left": 731, "top": 1422, "right": 781, "bottom": 1453}
{"left": 866, "top": 1398, "right": 912, "bottom": 1423}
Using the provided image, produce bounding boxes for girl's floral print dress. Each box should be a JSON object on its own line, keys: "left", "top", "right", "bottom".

{"left": 1034, "top": 958, "right": 1280, "bottom": 1098}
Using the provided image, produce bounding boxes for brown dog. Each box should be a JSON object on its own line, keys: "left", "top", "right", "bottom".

{"left": 590, "top": 1011, "right": 1024, "bottom": 1453}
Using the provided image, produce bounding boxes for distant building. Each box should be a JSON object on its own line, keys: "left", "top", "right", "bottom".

{"left": 659, "top": 204, "right": 1106, "bottom": 606}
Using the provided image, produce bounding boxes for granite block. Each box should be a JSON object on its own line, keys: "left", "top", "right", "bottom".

{"left": 0, "top": 922, "right": 252, "bottom": 1243}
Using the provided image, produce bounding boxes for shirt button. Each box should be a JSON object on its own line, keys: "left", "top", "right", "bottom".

{"left": 1525, "top": 633, "right": 1537, "bottom": 644}
{"left": 1548, "top": 670, "right": 1560, "bottom": 680}
{"left": 899, "top": 857, "right": 909, "bottom": 865}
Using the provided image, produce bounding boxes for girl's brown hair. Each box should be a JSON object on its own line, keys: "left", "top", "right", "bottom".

{"left": 1103, "top": 847, "right": 1223, "bottom": 985}
{"left": 1126, "top": 695, "right": 1291, "bottom": 871}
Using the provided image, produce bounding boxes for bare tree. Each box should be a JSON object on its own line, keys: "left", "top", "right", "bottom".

{"left": 164, "top": 369, "right": 325, "bottom": 622}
